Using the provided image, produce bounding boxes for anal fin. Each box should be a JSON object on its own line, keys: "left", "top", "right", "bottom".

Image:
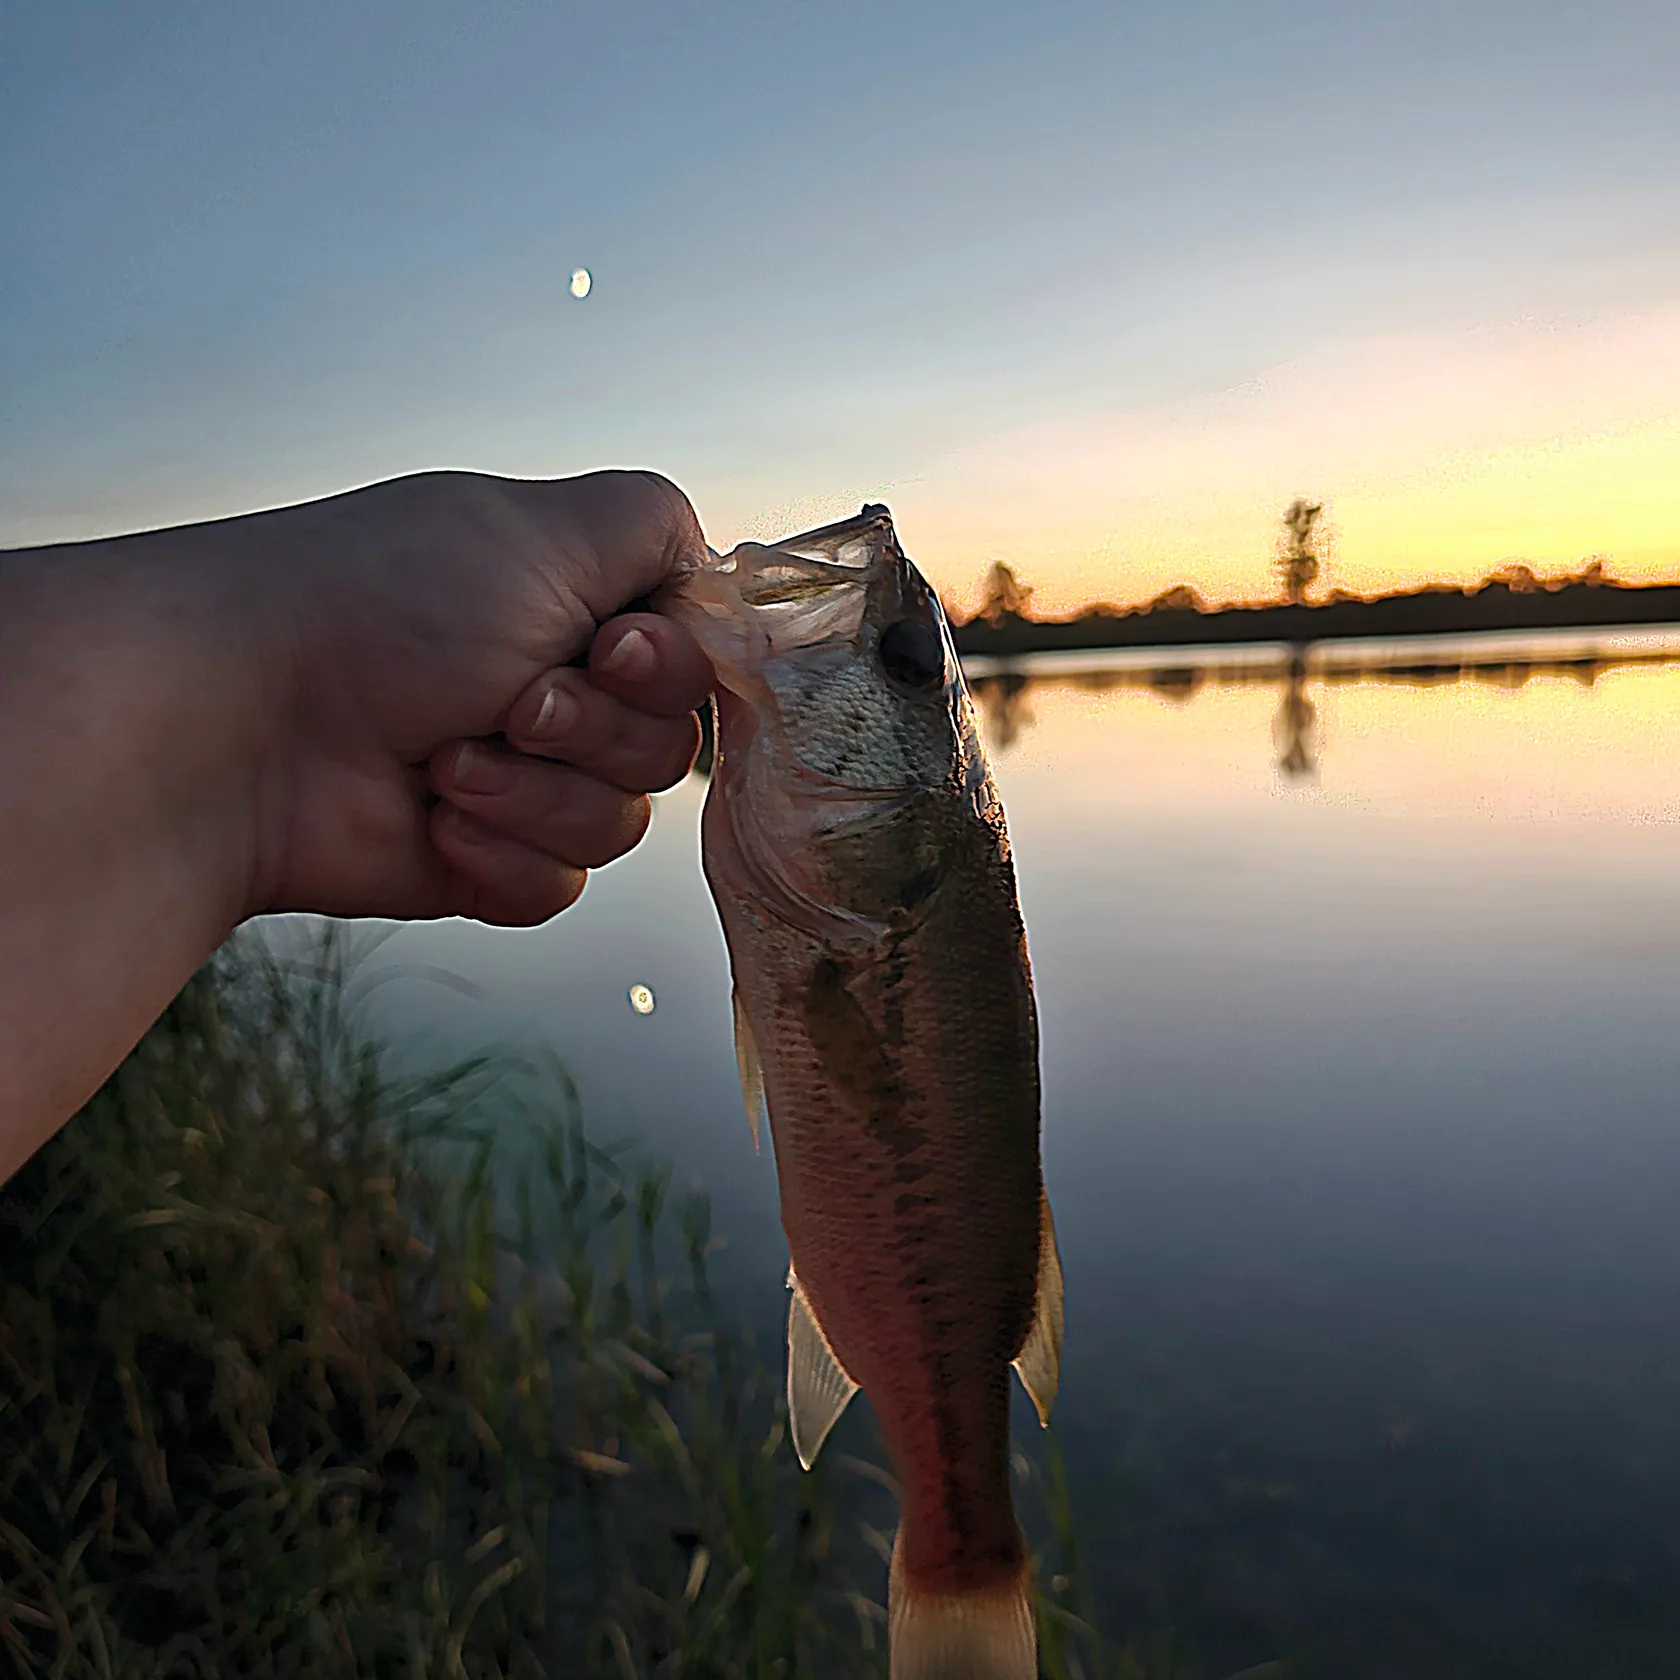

{"left": 1011, "top": 1187, "right": 1064, "bottom": 1427}
{"left": 732, "top": 988, "right": 766, "bottom": 1152}
{"left": 787, "top": 1271, "right": 860, "bottom": 1470}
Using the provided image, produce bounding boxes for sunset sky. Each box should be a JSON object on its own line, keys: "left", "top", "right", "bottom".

{"left": 4, "top": 1, "right": 1677, "bottom": 613}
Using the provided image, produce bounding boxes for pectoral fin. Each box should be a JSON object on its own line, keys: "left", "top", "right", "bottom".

{"left": 1011, "top": 1189, "right": 1064, "bottom": 1428}
{"left": 787, "top": 1271, "right": 860, "bottom": 1470}
{"left": 732, "top": 988, "right": 766, "bottom": 1152}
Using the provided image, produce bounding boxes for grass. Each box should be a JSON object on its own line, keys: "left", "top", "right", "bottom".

{"left": 0, "top": 929, "right": 1244, "bottom": 1678}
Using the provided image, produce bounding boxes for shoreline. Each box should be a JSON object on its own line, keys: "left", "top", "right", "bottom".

{"left": 950, "top": 579, "right": 1680, "bottom": 656}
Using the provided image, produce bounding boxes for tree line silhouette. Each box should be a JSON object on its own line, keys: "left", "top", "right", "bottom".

{"left": 952, "top": 502, "right": 1675, "bottom": 656}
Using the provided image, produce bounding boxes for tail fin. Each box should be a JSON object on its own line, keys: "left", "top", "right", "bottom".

{"left": 888, "top": 1526, "right": 1036, "bottom": 1680}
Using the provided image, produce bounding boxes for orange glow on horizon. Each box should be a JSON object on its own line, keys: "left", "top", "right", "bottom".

{"left": 876, "top": 306, "right": 1680, "bottom": 620}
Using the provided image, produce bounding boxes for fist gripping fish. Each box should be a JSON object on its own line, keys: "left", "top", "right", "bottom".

{"left": 660, "top": 506, "right": 1063, "bottom": 1679}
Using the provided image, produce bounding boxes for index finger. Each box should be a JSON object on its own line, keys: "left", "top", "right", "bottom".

{"left": 589, "top": 612, "right": 715, "bottom": 718}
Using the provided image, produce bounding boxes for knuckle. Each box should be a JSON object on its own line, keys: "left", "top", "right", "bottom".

{"left": 634, "top": 471, "right": 705, "bottom": 562}
{"left": 650, "top": 721, "right": 702, "bottom": 790}
{"left": 634, "top": 468, "right": 695, "bottom": 521}
{"left": 535, "top": 861, "right": 586, "bottom": 914}
{"left": 557, "top": 789, "right": 647, "bottom": 868}
{"left": 600, "top": 798, "right": 651, "bottom": 863}
{"left": 623, "top": 795, "right": 654, "bottom": 850}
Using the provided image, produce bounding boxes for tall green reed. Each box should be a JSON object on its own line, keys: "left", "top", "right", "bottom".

{"left": 0, "top": 929, "right": 1257, "bottom": 1679}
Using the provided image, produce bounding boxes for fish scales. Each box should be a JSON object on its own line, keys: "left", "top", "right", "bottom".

{"left": 717, "top": 792, "right": 1041, "bottom": 1587}
{"left": 660, "top": 505, "right": 1060, "bottom": 1679}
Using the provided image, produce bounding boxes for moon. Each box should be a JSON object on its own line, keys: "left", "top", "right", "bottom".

{"left": 569, "top": 267, "right": 592, "bottom": 299}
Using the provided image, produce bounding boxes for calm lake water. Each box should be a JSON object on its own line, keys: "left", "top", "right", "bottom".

{"left": 312, "top": 626, "right": 1680, "bottom": 1679}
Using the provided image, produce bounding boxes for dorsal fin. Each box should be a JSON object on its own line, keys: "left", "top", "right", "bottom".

{"left": 786, "top": 1271, "right": 860, "bottom": 1469}
{"left": 1011, "top": 1188, "right": 1064, "bottom": 1427}
{"left": 732, "top": 988, "right": 766, "bottom": 1152}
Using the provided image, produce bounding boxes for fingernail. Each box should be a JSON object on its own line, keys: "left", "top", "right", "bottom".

{"left": 597, "top": 626, "right": 656, "bottom": 682}
{"left": 450, "top": 741, "right": 512, "bottom": 793}
{"left": 531, "top": 684, "right": 579, "bottom": 740}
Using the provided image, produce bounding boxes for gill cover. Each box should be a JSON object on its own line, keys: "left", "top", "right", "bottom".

{"left": 658, "top": 505, "right": 973, "bottom": 947}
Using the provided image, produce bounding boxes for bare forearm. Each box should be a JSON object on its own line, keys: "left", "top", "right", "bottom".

{"left": 0, "top": 469, "right": 713, "bottom": 1185}
{"left": 0, "top": 526, "right": 273, "bottom": 1177}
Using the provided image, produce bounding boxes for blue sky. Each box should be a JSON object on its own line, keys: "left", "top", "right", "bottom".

{"left": 4, "top": 1, "right": 1677, "bottom": 602}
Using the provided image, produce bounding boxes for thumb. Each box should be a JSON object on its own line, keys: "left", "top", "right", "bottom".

{"left": 507, "top": 469, "right": 709, "bottom": 623}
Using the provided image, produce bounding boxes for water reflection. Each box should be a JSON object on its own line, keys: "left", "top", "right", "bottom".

{"left": 978, "top": 667, "right": 1034, "bottom": 749}
{"left": 352, "top": 624, "right": 1680, "bottom": 1678}
{"left": 1272, "top": 647, "right": 1318, "bottom": 781}
{"left": 968, "top": 630, "right": 1680, "bottom": 778}
{"left": 685, "top": 631, "right": 1680, "bottom": 788}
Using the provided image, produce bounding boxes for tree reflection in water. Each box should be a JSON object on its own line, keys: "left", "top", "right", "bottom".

{"left": 971, "top": 667, "right": 1034, "bottom": 749}
{"left": 695, "top": 638, "right": 1680, "bottom": 789}
{"left": 1272, "top": 646, "right": 1319, "bottom": 781}
{"left": 964, "top": 636, "right": 1680, "bottom": 775}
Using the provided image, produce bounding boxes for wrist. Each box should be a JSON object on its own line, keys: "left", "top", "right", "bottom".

{"left": 0, "top": 519, "right": 293, "bottom": 1156}
{"left": 1, "top": 514, "right": 285, "bottom": 937}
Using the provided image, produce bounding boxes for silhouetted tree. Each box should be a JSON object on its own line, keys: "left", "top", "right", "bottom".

{"left": 1277, "top": 500, "right": 1324, "bottom": 605}
{"left": 1479, "top": 556, "right": 1617, "bottom": 595}
{"left": 977, "top": 561, "right": 1035, "bottom": 625}
{"left": 1486, "top": 561, "right": 1543, "bottom": 595}
{"left": 1142, "top": 584, "right": 1206, "bottom": 615}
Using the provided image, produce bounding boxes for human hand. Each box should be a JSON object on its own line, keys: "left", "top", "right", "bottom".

{"left": 244, "top": 469, "right": 714, "bottom": 925}
{"left": 2, "top": 466, "right": 714, "bottom": 1163}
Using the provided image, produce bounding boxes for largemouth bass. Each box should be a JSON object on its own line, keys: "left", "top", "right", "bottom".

{"left": 659, "top": 506, "right": 1063, "bottom": 1679}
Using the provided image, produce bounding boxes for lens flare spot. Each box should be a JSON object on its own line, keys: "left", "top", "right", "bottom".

{"left": 627, "top": 983, "right": 655, "bottom": 1015}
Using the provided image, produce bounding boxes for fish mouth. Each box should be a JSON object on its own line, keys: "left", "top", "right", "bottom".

{"left": 754, "top": 503, "right": 897, "bottom": 573}
{"left": 658, "top": 500, "right": 965, "bottom": 787}
{"left": 664, "top": 504, "right": 901, "bottom": 601}
{"left": 656, "top": 503, "right": 918, "bottom": 696}
{"left": 663, "top": 503, "right": 980, "bottom": 943}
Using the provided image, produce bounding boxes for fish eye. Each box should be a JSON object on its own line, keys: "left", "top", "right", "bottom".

{"left": 877, "top": 619, "right": 945, "bottom": 690}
